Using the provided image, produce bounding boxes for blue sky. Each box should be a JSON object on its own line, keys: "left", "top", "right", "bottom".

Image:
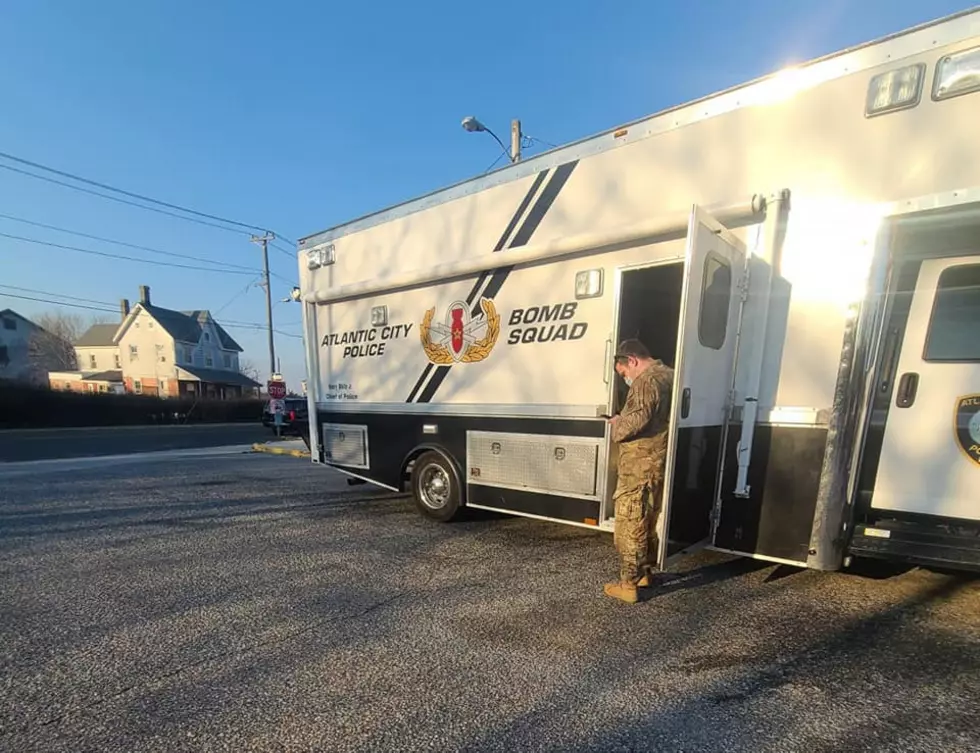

{"left": 0, "top": 0, "right": 973, "bottom": 388}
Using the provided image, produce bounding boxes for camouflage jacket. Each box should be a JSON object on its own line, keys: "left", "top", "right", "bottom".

{"left": 611, "top": 360, "right": 674, "bottom": 452}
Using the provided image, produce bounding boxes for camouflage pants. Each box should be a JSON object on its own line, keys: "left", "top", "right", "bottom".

{"left": 613, "top": 451, "right": 666, "bottom": 584}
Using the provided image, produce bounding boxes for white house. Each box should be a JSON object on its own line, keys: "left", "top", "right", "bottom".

{"left": 73, "top": 299, "right": 128, "bottom": 373}
{"left": 111, "top": 285, "right": 260, "bottom": 398}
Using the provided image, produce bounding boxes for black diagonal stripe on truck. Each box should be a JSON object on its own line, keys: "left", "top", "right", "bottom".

{"left": 405, "top": 169, "right": 550, "bottom": 403}
{"left": 490, "top": 170, "right": 549, "bottom": 252}
{"left": 416, "top": 159, "right": 579, "bottom": 404}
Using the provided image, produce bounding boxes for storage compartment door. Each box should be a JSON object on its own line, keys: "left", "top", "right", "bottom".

{"left": 656, "top": 206, "right": 747, "bottom": 568}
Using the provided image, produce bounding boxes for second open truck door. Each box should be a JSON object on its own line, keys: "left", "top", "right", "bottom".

{"left": 655, "top": 206, "right": 748, "bottom": 569}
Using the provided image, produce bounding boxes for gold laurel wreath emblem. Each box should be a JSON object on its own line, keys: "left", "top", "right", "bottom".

{"left": 419, "top": 298, "right": 500, "bottom": 365}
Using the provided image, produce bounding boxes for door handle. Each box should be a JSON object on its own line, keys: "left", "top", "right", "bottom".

{"left": 895, "top": 372, "right": 919, "bottom": 408}
{"left": 681, "top": 387, "right": 691, "bottom": 419}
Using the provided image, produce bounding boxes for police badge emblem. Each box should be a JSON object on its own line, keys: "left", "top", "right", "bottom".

{"left": 954, "top": 395, "right": 980, "bottom": 466}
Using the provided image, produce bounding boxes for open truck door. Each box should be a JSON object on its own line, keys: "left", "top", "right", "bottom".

{"left": 655, "top": 206, "right": 747, "bottom": 569}
{"left": 869, "top": 256, "right": 980, "bottom": 523}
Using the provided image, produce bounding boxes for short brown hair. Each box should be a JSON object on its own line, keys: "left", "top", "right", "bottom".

{"left": 614, "top": 338, "right": 651, "bottom": 361}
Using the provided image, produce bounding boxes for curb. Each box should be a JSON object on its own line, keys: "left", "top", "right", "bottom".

{"left": 251, "top": 443, "right": 310, "bottom": 459}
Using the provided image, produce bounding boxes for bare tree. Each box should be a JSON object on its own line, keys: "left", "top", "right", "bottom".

{"left": 240, "top": 358, "right": 260, "bottom": 381}
{"left": 29, "top": 311, "right": 106, "bottom": 373}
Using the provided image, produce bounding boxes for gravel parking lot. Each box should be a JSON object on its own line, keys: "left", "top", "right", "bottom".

{"left": 1, "top": 453, "right": 978, "bottom": 752}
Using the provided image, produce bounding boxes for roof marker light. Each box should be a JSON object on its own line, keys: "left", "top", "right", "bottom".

{"left": 865, "top": 63, "right": 925, "bottom": 117}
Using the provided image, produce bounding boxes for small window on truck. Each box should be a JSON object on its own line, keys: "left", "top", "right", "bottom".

{"left": 698, "top": 252, "right": 731, "bottom": 350}
{"left": 923, "top": 264, "right": 980, "bottom": 362}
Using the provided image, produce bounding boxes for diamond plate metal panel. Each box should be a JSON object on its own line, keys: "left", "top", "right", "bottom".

{"left": 321, "top": 423, "right": 368, "bottom": 468}
{"left": 467, "top": 431, "right": 599, "bottom": 497}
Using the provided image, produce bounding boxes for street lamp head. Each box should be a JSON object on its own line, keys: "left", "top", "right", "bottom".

{"left": 461, "top": 116, "right": 486, "bottom": 133}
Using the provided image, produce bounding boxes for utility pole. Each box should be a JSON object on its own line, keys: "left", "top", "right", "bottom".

{"left": 510, "top": 119, "right": 522, "bottom": 162}
{"left": 251, "top": 232, "right": 277, "bottom": 378}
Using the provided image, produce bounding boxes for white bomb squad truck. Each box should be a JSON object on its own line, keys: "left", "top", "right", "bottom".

{"left": 294, "top": 8, "right": 980, "bottom": 575}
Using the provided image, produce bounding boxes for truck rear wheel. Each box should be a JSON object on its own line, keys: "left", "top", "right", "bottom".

{"left": 410, "top": 451, "right": 462, "bottom": 522}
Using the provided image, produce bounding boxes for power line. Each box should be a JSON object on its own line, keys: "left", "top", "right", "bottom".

{"left": 0, "top": 230, "right": 257, "bottom": 276}
{"left": 270, "top": 240, "right": 296, "bottom": 261}
{"left": 525, "top": 135, "right": 558, "bottom": 149}
{"left": 0, "top": 284, "right": 115, "bottom": 307}
{"left": 484, "top": 152, "right": 508, "bottom": 174}
{"left": 0, "top": 163, "right": 258, "bottom": 237}
{"left": 0, "top": 291, "right": 116, "bottom": 314}
{"left": 0, "top": 149, "right": 276, "bottom": 237}
{"left": 213, "top": 279, "right": 261, "bottom": 317}
{"left": 0, "top": 211, "right": 261, "bottom": 273}
{"left": 268, "top": 270, "right": 298, "bottom": 287}
{"left": 221, "top": 321, "right": 302, "bottom": 339}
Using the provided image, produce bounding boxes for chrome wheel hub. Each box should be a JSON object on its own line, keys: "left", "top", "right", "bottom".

{"left": 419, "top": 465, "right": 450, "bottom": 509}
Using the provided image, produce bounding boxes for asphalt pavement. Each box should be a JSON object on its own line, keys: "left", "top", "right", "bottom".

{"left": 1, "top": 452, "right": 978, "bottom": 752}
{"left": 0, "top": 422, "right": 273, "bottom": 462}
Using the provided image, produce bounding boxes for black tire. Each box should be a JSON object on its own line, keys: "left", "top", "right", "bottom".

{"left": 410, "top": 451, "right": 462, "bottom": 522}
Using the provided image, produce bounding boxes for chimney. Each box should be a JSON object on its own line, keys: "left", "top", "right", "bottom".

{"left": 120, "top": 298, "right": 130, "bottom": 321}
{"left": 138, "top": 285, "right": 151, "bottom": 306}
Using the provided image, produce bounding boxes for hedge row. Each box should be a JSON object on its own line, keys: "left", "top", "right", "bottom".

{"left": 0, "top": 383, "right": 265, "bottom": 429}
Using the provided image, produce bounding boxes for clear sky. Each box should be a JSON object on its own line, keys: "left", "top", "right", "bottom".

{"left": 0, "top": 0, "right": 973, "bottom": 388}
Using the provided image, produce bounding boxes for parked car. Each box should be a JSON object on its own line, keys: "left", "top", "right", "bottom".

{"left": 261, "top": 397, "right": 308, "bottom": 439}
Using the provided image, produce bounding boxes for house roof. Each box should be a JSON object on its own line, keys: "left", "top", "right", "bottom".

{"left": 0, "top": 309, "right": 43, "bottom": 331}
{"left": 177, "top": 365, "right": 261, "bottom": 387}
{"left": 75, "top": 323, "right": 120, "bottom": 347}
{"left": 180, "top": 310, "right": 242, "bottom": 352}
{"left": 81, "top": 369, "right": 123, "bottom": 382}
{"left": 115, "top": 304, "right": 244, "bottom": 352}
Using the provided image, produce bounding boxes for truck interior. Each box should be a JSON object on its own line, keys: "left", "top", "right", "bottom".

{"left": 611, "top": 261, "right": 684, "bottom": 412}
{"left": 602, "top": 260, "right": 685, "bottom": 526}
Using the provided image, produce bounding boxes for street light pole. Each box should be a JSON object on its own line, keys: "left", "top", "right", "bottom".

{"left": 510, "top": 119, "right": 522, "bottom": 162}
{"left": 250, "top": 232, "right": 277, "bottom": 378}
{"left": 462, "top": 115, "right": 521, "bottom": 162}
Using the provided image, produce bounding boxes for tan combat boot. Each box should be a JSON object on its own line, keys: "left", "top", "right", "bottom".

{"left": 603, "top": 581, "right": 638, "bottom": 603}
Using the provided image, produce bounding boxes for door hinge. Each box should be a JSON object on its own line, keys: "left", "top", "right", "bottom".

{"left": 738, "top": 271, "right": 751, "bottom": 302}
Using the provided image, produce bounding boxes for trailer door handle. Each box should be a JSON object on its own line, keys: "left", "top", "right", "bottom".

{"left": 895, "top": 372, "right": 919, "bottom": 408}
{"left": 681, "top": 387, "right": 691, "bottom": 419}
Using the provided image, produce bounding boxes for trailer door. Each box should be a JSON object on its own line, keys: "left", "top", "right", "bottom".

{"left": 655, "top": 206, "right": 746, "bottom": 569}
{"left": 871, "top": 256, "right": 980, "bottom": 521}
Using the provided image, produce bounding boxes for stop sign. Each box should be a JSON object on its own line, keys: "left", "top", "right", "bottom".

{"left": 267, "top": 381, "right": 286, "bottom": 399}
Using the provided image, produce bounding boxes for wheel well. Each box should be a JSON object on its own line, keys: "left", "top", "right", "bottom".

{"left": 401, "top": 444, "right": 465, "bottom": 501}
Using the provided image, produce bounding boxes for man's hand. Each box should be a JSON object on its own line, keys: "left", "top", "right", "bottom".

{"left": 607, "top": 415, "right": 619, "bottom": 426}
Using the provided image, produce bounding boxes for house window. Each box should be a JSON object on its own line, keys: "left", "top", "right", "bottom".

{"left": 0, "top": 344, "right": 8, "bottom": 366}
{"left": 89, "top": 354, "right": 97, "bottom": 369}
{"left": 129, "top": 345, "right": 138, "bottom": 361}
{"left": 698, "top": 252, "right": 732, "bottom": 350}
{"left": 99, "top": 384, "right": 108, "bottom": 393}
{"left": 184, "top": 347, "right": 192, "bottom": 363}
{"left": 156, "top": 344, "right": 166, "bottom": 363}
{"left": 2, "top": 318, "right": 15, "bottom": 331}
{"left": 205, "top": 356, "right": 213, "bottom": 367}
{"left": 223, "top": 354, "right": 231, "bottom": 368}
{"left": 114, "top": 354, "right": 121, "bottom": 369}
{"left": 133, "top": 379, "right": 142, "bottom": 394}
{"left": 203, "top": 332, "right": 211, "bottom": 342}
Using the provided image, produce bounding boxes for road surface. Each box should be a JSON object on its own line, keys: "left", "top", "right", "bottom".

{"left": 1, "top": 451, "right": 978, "bottom": 752}
{"left": 0, "top": 422, "right": 272, "bottom": 462}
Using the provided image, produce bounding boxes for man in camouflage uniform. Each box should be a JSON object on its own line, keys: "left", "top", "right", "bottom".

{"left": 605, "top": 339, "right": 674, "bottom": 603}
